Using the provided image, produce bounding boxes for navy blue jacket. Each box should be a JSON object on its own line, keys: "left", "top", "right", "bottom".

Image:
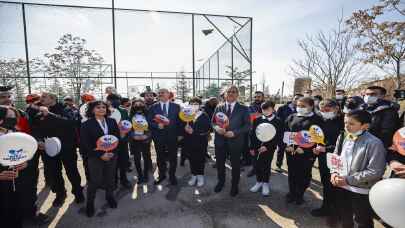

{"left": 147, "top": 102, "right": 182, "bottom": 144}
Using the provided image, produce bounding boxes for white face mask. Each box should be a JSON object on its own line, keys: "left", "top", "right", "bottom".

{"left": 320, "top": 111, "right": 336, "bottom": 120}
{"left": 296, "top": 107, "right": 311, "bottom": 115}
{"left": 345, "top": 128, "right": 363, "bottom": 136}
{"left": 336, "top": 95, "right": 344, "bottom": 100}
{"left": 364, "top": 95, "right": 378, "bottom": 105}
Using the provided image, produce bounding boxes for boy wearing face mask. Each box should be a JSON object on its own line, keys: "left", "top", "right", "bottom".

{"left": 331, "top": 110, "right": 386, "bottom": 228}
{"left": 249, "top": 101, "right": 283, "bottom": 196}
{"left": 311, "top": 99, "right": 344, "bottom": 217}
{"left": 285, "top": 97, "right": 324, "bottom": 205}
{"left": 364, "top": 86, "right": 400, "bottom": 149}
{"left": 129, "top": 99, "right": 152, "bottom": 183}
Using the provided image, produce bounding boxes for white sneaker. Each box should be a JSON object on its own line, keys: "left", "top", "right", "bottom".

{"left": 188, "top": 175, "right": 197, "bottom": 186}
{"left": 262, "top": 183, "right": 270, "bottom": 196}
{"left": 197, "top": 175, "right": 205, "bottom": 187}
{"left": 250, "top": 182, "right": 263, "bottom": 193}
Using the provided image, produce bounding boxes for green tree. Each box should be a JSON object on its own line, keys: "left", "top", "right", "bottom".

{"left": 175, "top": 70, "right": 192, "bottom": 102}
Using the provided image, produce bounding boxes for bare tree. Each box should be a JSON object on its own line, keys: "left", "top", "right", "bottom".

{"left": 289, "top": 18, "right": 365, "bottom": 97}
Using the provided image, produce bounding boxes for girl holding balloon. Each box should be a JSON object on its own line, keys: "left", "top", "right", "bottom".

{"left": 183, "top": 97, "right": 211, "bottom": 187}
{"left": 80, "top": 100, "right": 121, "bottom": 217}
{"left": 284, "top": 97, "right": 324, "bottom": 205}
{"left": 129, "top": 99, "right": 152, "bottom": 183}
{"left": 249, "top": 101, "right": 283, "bottom": 196}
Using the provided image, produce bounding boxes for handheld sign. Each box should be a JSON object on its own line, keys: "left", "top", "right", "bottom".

{"left": 154, "top": 114, "right": 170, "bottom": 126}
{"left": 179, "top": 106, "right": 196, "bottom": 123}
{"left": 0, "top": 132, "right": 37, "bottom": 167}
{"left": 283, "top": 132, "right": 297, "bottom": 146}
{"left": 326, "top": 153, "right": 348, "bottom": 176}
{"left": 294, "top": 130, "right": 315, "bottom": 148}
{"left": 309, "top": 125, "right": 325, "bottom": 145}
{"left": 110, "top": 108, "right": 122, "bottom": 123}
{"left": 392, "top": 127, "right": 405, "bottom": 156}
{"left": 256, "top": 123, "right": 276, "bottom": 142}
{"left": 96, "top": 135, "right": 119, "bottom": 152}
{"left": 214, "top": 112, "right": 229, "bottom": 129}
{"left": 119, "top": 120, "right": 132, "bottom": 134}
{"left": 44, "top": 137, "right": 62, "bottom": 157}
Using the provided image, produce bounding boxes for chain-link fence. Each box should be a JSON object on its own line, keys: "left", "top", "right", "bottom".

{"left": 0, "top": 1, "right": 252, "bottom": 106}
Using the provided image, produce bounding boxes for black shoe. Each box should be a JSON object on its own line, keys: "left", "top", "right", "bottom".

{"left": 170, "top": 176, "right": 178, "bottom": 186}
{"left": 121, "top": 180, "right": 132, "bottom": 189}
{"left": 86, "top": 202, "right": 95, "bottom": 217}
{"left": 106, "top": 196, "right": 117, "bottom": 209}
{"left": 285, "top": 193, "right": 295, "bottom": 203}
{"left": 180, "top": 160, "right": 185, "bottom": 167}
{"left": 154, "top": 176, "right": 167, "bottom": 185}
{"left": 311, "top": 207, "right": 330, "bottom": 217}
{"left": 137, "top": 175, "right": 145, "bottom": 184}
{"left": 275, "top": 165, "right": 283, "bottom": 173}
{"left": 295, "top": 198, "right": 305, "bottom": 205}
{"left": 28, "top": 213, "right": 51, "bottom": 225}
{"left": 230, "top": 187, "right": 239, "bottom": 197}
{"left": 212, "top": 163, "right": 217, "bottom": 168}
{"left": 52, "top": 193, "right": 67, "bottom": 207}
{"left": 247, "top": 169, "right": 256, "bottom": 177}
{"left": 74, "top": 192, "right": 85, "bottom": 204}
{"left": 214, "top": 183, "right": 224, "bottom": 193}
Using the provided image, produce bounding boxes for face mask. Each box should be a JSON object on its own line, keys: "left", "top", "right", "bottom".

{"left": 320, "top": 111, "right": 336, "bottom": 120}
{"left": 134, "top": 106, "right": 145, "bottom": 113}
{"left": 262, "top": 110, "right": 273, "bottom": 117}
{"left": 345, "top": 128, "right": 363, "bottom": 136}
{"left": 190, "top": 105, "right": 200, "bottom": 112}
{"left": 364, "top": 95, "right": 378, "bottom": 105}
{"left": 296, "top": 107, "right": 311, "bottom": 115}
{"left": 1, "top": 118, "right": 17, "bottom": 130}
{"left": 336, "top": 95, "right": 344, "bottom": 100}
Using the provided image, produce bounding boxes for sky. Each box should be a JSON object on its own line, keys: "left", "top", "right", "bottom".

{"left": 0, "top": 0, "right": 382, "bottom": 95}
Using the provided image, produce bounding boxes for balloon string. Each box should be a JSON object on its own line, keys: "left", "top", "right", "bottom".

{"left": 12, "top": 166, "right": 16, "bottom": 192}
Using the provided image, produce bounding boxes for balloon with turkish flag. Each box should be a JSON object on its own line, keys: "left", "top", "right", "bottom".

{"left": 392, "top": 127, "right": 405, "bottom": 156}
{"left": 250, "top": 112, "right": 261, "bottom": 123}
{"left": 214, "top": 112, "right": 229, "bottom": 129}
{"left": 119, "top": 120, "right": 132, "bottom": 134}
{"left": 294, "top": 130, "right": 315, "bottom": 148}
{"left": 96, "top": 135, "right": 119, "bottom": 152}
{"left": 179, "top": 105, "right": 196, "bottom": 123}
{"left": 154, "top": 114, "right": 170, "bottom": 126}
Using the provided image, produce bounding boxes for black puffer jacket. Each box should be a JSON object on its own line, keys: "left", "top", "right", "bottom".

{"left": 366, "top": 100, "right": 400, "bottom": 148}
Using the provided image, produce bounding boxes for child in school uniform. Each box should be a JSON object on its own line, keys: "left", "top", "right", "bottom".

{"left": 331, "top": 110, "right": 386, "bottom": 228}
{"left": 249, "top": 101, "right": 283, "bottom": 196}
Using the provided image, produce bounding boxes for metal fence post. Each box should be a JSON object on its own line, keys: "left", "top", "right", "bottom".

{"left": 192, "top": 14, "right": 195, "bottom": 97}
{"left": 22, "top": 3, "right": 31, "bottom": 93}
{"left": 112, "top": 0, "right": 117, "bottom": 88}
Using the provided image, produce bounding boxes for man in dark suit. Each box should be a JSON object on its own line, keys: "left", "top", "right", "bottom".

{"left": 147, "top": 88, "right": 182, "bottom": 185}
{"left": 212, "top": 85, "right": 251, "bottom": 197}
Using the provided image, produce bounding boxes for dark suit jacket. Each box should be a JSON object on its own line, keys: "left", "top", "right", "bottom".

{"left": 80, "top": 117, "right": 120, "bottom": 158}
{"left": 147, "top": 101, "right": 182, "bottom": 144}
{"left": 212, "top": 102, "right": 251, "bottom": 149}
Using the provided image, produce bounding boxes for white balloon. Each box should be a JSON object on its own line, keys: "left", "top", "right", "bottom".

{"left": 256, "top": 123, "right": 276, "bottom": 142}
{"left": 369, "top": 178, "right": 405, "bottom": 228}
{"left": 44, "top": 137, "right": 62, "bottom": 157}
{"left": 110, "top": 108, "right": 122, "bottom": 123}
{"left": 0, "top": 132, "right": 38, "bottom": 166}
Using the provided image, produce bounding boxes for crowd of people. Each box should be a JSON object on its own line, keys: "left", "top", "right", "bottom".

{"left": 0, "top": 84, "right": 404, "bottom": 228}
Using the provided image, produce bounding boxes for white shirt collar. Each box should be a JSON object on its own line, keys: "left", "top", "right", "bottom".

{"left": 225, "top": 101, "right": 236, "bottom": 107}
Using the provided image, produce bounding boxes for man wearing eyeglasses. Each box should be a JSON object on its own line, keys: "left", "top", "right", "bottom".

{"left": 212, "top": 85, "right": 251, "bottom": 197}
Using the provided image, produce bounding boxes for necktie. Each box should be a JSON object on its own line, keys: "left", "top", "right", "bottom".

{"left": 163, "top": 103, "right": 168, "bottom": 117}
{"left": 226, "top": 104, "right": 232, "bottom": 117}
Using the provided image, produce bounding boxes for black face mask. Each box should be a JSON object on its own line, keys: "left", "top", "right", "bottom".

{"left": 1, "top": 118, "right": 17, "bottom": 130}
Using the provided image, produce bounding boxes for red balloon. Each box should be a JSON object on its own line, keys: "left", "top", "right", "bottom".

{"left": 214, "top": 112, "right": 229, "bottom": 129}
{"left": 96, "top": 135, "right": 119, "bottom": 152}
{"left": 154, "top": 114, "right": 170, "bottom": 126}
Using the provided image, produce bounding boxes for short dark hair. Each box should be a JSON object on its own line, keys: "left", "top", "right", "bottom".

{"left": 121, "top": 97, "right": 130, "bottom": 105}
{"left": 298, "top": 97, "right": 315, "bottom": 107}
{"left": 346, "top": 110, "right": 372, "bottom": 124}
{"left": 85, "top": 100, "right": 111, "bottom": 118}
{"left": 189, "top": 97, "right": 202, "bottom": 105}
{"left": 261, "top": 100, "right": 275, "bottom": 110}
{"left": 319, "top": 99, "right": 338, "bottom": 108}
{"left": 294, "top": 93, "right": 304, "bottom": 97}
{"left": 304, "top": 89, "right": 312, "bottom": 93}
{"left": 336, "top": 89, "right": 345, "bottom": 93}
{"left": 367, "top": 86, "right": 387, "bottom": 95}
{"left": 106, "top": 93, "right": 121, "bottom": 101}
{"left": 313, "top": 95, "right": 323, "bottom": 101}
